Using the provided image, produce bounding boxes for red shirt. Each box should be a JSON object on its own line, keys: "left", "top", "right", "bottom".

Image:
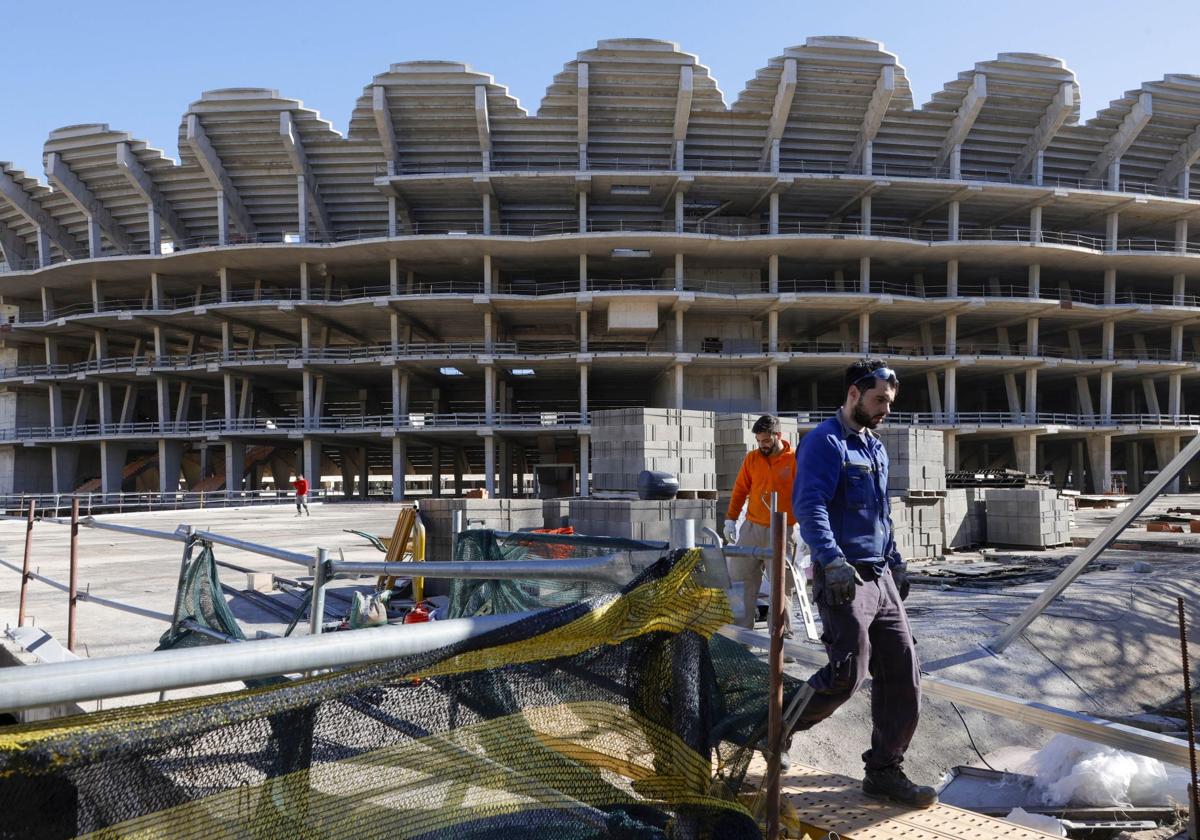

{"left": 292, "top": 478, "right": 309, "bottom": 495}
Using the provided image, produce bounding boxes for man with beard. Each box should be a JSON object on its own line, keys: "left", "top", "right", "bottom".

{"left": 723, "top": 414, "right": 797, "bottom": 635}
{"left": 791, "top": 359, "right": 936, "bottom": 808}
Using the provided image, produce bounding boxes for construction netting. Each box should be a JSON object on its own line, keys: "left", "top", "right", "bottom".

{"left": 157, "top": 539, "right": 247, "bottom": 650}
{"left": 0, "top": 548, "right": 806, "bottom": 839}
{"left": 447, "top": 529, "right": 666, "bottom": 618}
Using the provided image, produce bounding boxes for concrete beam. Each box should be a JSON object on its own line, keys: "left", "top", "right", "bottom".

{"left": 1154, "top": 122, "right": 1200, "bottom": 192}
{"left": 0, "top": 217, "right": 29, "bottom": 266}
{"left": 671, "top": 65, "right": 693, "bottom": 169}
{"left": 0, "top": 165, "right": 82, "bottom": 258}
{"left": 934, "top": 72, "right": 987, "bottom": 173}
{"left": 115, "top": 142, "right": 188, "bottom": 246}
{"left": 280, "top": 111, "right": 332, "bottom": 242}
{"left": 1084, "top": 92, "right": 1152, "bottom": 183}
{"left": 830, "top": 180, "right": 889, "bottom": 223}
{"left": 1011, "top": 82, "right": 1075, "bottom": 183}
{"left": 760, "top": 58, "right": 797, "bottom": 170}
{"left": 473, "top": 86, "right": 492, "bottom": 171}
{"left": 981, "top": 190, "right": 1062, "bottom": 228}
{"left": 372, "top": 86, "right": 400, "bottom": 173}
{"left": 907, "top": 185, "right": 980, "bottom": 225}
{"left": 184, "top": 114, "right": 256, "bottom": 236}
{"left": 576, "top": 62, "right": 589, "bottom": 164}
{"left": 847, "top": 65, "right": 895, "bottom": 172}
{"left": 45, "top": 152, "right": 136, "bottom": 255}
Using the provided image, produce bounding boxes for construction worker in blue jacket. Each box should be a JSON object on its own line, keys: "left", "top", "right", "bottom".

{"left": 791, "top": 359, "right": 936, "bottom": 809}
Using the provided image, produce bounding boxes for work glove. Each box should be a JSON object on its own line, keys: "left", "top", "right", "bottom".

{"left": 891, "top": 562, "right": 911, "bottom": 601}
{"left": 821, "top": 557, "right": 864, "bottom": 607}
{"left": 722, "top": 519, "right": 738, "bottom": 544}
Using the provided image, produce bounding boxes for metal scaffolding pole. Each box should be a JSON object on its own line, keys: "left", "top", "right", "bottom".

{"left": 17, "top": 500, "right": 34, "bottom": 626}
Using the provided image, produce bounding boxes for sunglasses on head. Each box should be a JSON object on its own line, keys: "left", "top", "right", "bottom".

{"left": 853, "top": 366, "right": 899, "bottom": 389}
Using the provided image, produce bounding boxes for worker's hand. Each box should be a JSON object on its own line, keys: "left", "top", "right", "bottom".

{"left": 821, "top": 557, "right": 863, "bottom": 607}
{"left": 891, "top": 562, "right": 911, "bottom": 601}
{"left": 722, "top": 519, "right": 738, "bottom": 544}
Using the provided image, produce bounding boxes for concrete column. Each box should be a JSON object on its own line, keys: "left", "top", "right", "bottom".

{"left": 1103, "top": 269, "right": 1116, "bottom": 305}
{"left": 1004, "top": 373, "right": 1022, "bottom": 420}
{"left": 1143, "top": 379, "right": 1162, "bottom": 415}
{"left": 574, "top": 432, "right": 591, "bottom": 498}
{"left": 1106, "top": 213, "right": 1119, "bottom": 249}
{"left": 674, "top": 308, "right": 684, "bottom": 353}
{"left": 947, "top": 259, "right": 958, "bottom": 297}
{"left": 1025, "top": 368, "right": 1038, "bottom": 422}
{"left": 99, "top": 441, "right": 127, "bottom": 498}
{"left": 51, "top": 446, "right": 79, "bottom": 495}
{"left": 483, "top": 311, "right": 493, "bottom": 352}
{"left": 482, "top": 254, "right": 492, "bottom": 295}
{"left": 1154, "top": 436, "right": 1182, "bottom": 493}
{"left": 217, "top": 190, "right": 229, "bottom": 246}
{"left": 1169, "top": 373, "right": 1182, "bottom": 419}
{"left": 1100, "top": 369, "right": 1113, "bottom": 422}
{"left": 48, "top": 383, "right": 64, "bottom": 429}
{"left": 1014, "top": 433, "right": 1037, "bottom": 475}
{"left": 579, "top": 310, "right": 588, "bottom": 351}
{"left": 296, "top": 175, "right": 308, "bottom": 241}
{"left": 389, "top": 258, "right": 400, "bottom": 296}
{"left": 1028, "top": 264, "right": 1041, "bottom": 298}
{"left": 926, "top": 371, "right": 943, "bottom": 420}
{"left": 948, "top": 200, "right": 960, "bottom": 241}
{"left": 862, "top": 140, "right": 873, "bottom": 176}
{"left": 484, "top": 434, "right": 496, "bottom": 496}
{"left": 674, "top": 191, "right": 684, "bottom": 234}
{"left": 35, "top": 227, "right": 51, "bottom": 268}
{"left": 358, "top": 446, "right": 370, "bottom": 499}
{"left": 944, "top": 366, "right": 957, "bottom": 422}
{"left": 225, "top": 441, "right": 245, "bottom": 497}
{"left": 674, "top": 253, "right": 684, "bottom": 291}
{"left": 1176, "top": 220, "right": 1189, "bottom": 255}
{"left": 943, "top": 431, "right": 958, "bottom": 471}
{"left": 859, "top": 256, "right": 870, "bottom": 294}
{"left": 945, "top": 313, "right": 958, "bottom": 355}
{"left": 578, "top": 190, "right": 587, "bottom": 233}
{"left": 1108, "top": 159, "right": 1121, "bottom": 192}
{"left": 861, "top": 194, "right": 872, "bottom": 235}
{"left": 768, "top": 192, "right": 779, "bottom": 235}
{"left": 833, "top": 269, "right": 845, "bottom": 292}
{"left": 430, "top": 444, "right": 441, "bottom": 497}
{"left": 481, "top": 194, "right": 492, "bottom": 235}
{"left": 484, "top": 366, "right": 495, "bottom": 423}
{"left": 1126, "top": 441, "right": 1143, "bottom": 492}
{"left": 223, "top": 372, "right": 236, "bottom": 425}
{"left": 86, "top": 215, "right": 101, "bottom": 259}
{"left": 766, "top": 364, "right": 778, "bottom": 414}
{"left": 40, "top": 287, "right": 55, "bottom": 321}
{"left": 158, "top": 440, "right": 182, "bottom": 496}
{"left": 579, "top": 254, "right": 587, "bottom": 293}
{"left": 1033, "top": 150, "right": 1045, "bottom": 186}
{"left": 1026, "top": 318, "right": 1040, "bottom": 356}
{"left": 1180, "top": 169, "right": 1192, "bottom": 200}
{"left": 949, "top": 143, "right": 962, "bottom": 179}
{"left": 1087, "top": 435, "right": 1112, "bottom": 494}
{"left": 768, "top": 254, "right": 778, "bottom": 294}
{"left": 1030, "top": 205, "right": 1043, "bottom": 243}
{"left": 1171, "top": 323, "right": 1184, "bottom": 362}
{"left": 768, "top": 309, "right": 779, "bottom": 353}
{"left": 300, "top": 262, "right": 310, "bottom": 301}
{"left": 579, "top": 365, "right": 589, "bottom": 419}
{"left": 1173, "top": 273, "right": 1187, "bottom": 305}
{"left": 387, "top": 196, "right": 398, "bottom": 238}
{"left": 859, "top": 311, "right": 870, "bottom": 354}
{"left": 303, "top": 439, "right": 320, "bottom": 488}
{"left": 91, "top": 278, "right": 102, "bottom": 312}
{"left": 673, "top": 364, "right": 684, "bottom": 409}
{"left": 391, "top": 437, "right": 406, "bottom": 501}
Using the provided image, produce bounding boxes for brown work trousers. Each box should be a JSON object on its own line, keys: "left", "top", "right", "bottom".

{"left": 727, "top": 520, "right": 796, "bottom": 634}
{"left": 794, "top": 563, "right": 921, "bottom": 771}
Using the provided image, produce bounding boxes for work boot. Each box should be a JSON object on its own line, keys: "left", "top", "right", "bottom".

{"left": 862, "top": 765, "right": 938, "bottom": 808}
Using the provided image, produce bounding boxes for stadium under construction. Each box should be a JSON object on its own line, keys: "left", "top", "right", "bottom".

{"left": 1, "top": 37, "right": 1200, "bottom": 501}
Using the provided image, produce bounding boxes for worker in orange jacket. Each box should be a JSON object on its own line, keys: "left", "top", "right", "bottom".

{"left": 724, "top": 414, "right": 798, "bottom": 634}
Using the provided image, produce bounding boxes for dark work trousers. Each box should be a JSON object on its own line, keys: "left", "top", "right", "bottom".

{"left": 792, "top": 564, "right": 921, "bottom": 771}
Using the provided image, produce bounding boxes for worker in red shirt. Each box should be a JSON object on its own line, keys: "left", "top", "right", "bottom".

{"left": 292, "top": 473, "right": 311, "bottom": 516}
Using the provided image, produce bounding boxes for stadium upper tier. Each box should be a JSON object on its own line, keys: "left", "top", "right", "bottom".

{"left": 1, "top": 36, "right": 1199, "bottom": 269}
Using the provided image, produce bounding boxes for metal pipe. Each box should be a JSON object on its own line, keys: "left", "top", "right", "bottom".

{"left": 0, "top": 557, "right": 172, "bottom": 623}
{"left": 986, "top": 430, "right": 1200, "bottom": 653}
{"left": 68, "top": 498, "right": 79, "bottom": 652}
{"left": 766, "top": 508, "right": 786, "bottom": 840}
{"left": 669, "top": 518, "right": 695, "bottom": 550}
{"left": 309, "top": 548, "right": 328, "bottom": 638}
{"left": 0, "top": 610, "right": 535, "bottom": 711}
{"left": 17, "top": 499, "right": 34, "bottom": 626}
{"left": 328, "top": 555, "right": 634, "bottom": 585}
{"left": 191, "top": 528, "right": 311, "bottom": 566}
{"left": 80, "top": 517, "right": 187, "bottom": 543}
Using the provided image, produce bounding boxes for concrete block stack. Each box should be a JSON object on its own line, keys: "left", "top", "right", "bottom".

{"left": 889, "top": 496, "right": 944, "bottom": 560}
{"left": 590, "top": 408, "right": 716, "bottom": 491}
{"left": 877, "top": 428, "right": 946, "bottom": 494}
{"left": 715, "top": 413, "right": 800, "bottom": 492}
{"left": 983, "top": 487, "right": 1072, "bottom": 548}
{"left": 567, "top": 498, "right": 717, "bottom": 542}
{"left": 541, "top": 499, "right": 570, "bottom": 530}
{"left": 942, "top": 488, "right": 987, "bottom": 550}
{"left": 418, "top": 498, "right": 546, "bottom": 562}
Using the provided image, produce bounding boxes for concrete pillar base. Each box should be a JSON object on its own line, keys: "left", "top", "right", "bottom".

{"left": 303, "top": 439, "right": 321, "bottom": 492}
{"left": 52, "top": 445, "right": 80, "bottom": 495}
{"left": 100, "top": 441, "right": 128, "bottom": 499}
{"left": 1154, "top": 435, "right": 1182, "bottom": 494}
{"left": 392, "top": 437, "right": 407, "bottom": 501}
{"left": 158, "top": 440, "right": 183, "bottom": 497}
{"left": 1086, "top": 435, "right": 1112, "bottom": 495}
{"left": 225, "top": 441, "right": 245, "bottom": 498}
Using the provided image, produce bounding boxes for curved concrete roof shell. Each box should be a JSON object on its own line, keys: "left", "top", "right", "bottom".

{"left": 1, "top": 36, "right": 1199, "bottom": 266}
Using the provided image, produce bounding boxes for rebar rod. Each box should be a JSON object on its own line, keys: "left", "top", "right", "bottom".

{"left": 1179, "top": 597, "right": 1199, "bottom": 830}
{"left": 68, "top": 498, "right": 78, "bottom": 652}
{"left": 766, "top": 505, "right": 786, "bottom": 840}
{"left": 17, "top": 499, "right": 34, "bottom": 626}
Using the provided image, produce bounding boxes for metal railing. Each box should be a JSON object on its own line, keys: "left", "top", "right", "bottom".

{"left": 0, "top": 489, "right": 324, "bottom": 516}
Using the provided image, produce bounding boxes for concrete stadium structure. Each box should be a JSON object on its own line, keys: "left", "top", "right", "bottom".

{"left": 2, "top": 36, "right": 1200, "bottom": 501}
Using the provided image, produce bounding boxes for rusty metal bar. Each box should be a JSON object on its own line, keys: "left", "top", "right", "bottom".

{"left": 766, "top": 505, "right": 786, "bottom": 840}
{"left": 68, "top": 497, "right": 79, "bottom": 651}
{"left": 17, "top": 499, "right": 35, "bottom": 626}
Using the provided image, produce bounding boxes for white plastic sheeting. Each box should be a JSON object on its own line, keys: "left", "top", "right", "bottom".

{"left": 1003, "top": 808, "right": 1067, "bottom": 837}
{"left": 1021, "top": 734, "right": 1192, "bottom": 807}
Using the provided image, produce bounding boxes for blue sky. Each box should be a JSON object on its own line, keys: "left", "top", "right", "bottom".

{"left": 2, "top": 0, "right": 1198, "bottom": 178}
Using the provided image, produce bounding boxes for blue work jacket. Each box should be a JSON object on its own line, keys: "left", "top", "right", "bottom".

{"left": 793, "top": 410, "right": 901, "bottom": 575}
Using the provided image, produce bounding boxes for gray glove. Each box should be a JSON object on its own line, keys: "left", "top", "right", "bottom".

{"left": 821, "top": 557, "right": 864, "bottom": 607}
{"left": 891, "top": 562, "right": 910, "bottom": 601}
{"left": 722, "top": 519, "right": 738, "bottom": 544}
